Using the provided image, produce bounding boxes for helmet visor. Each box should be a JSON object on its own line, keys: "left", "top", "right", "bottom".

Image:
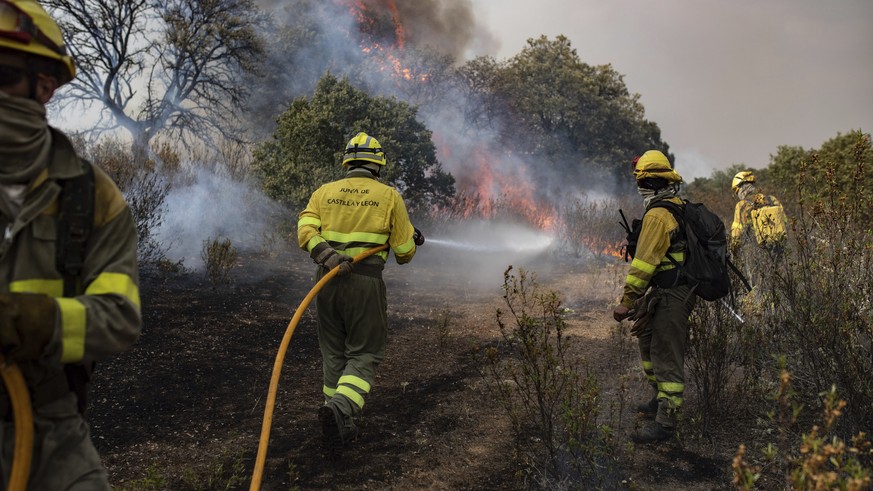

{"left": 0, "top": 1, "right": 66, "bottom": 56}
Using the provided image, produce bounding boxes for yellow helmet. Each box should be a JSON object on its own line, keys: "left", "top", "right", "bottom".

{"left": 731, "top": 171, "right": 755, "bottom": 194}
{"left": 342, "top": 132, "right": 386, "bottom": 167}
{"left": 632, "top": 150, "right": 682, "bottom": 183}
{"left": 0, "top": 0, "right": 76, "bottom": 84}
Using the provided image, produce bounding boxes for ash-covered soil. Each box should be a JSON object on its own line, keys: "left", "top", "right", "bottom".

{"left": 87, "top": 243, "right": 739, "bottom": 490}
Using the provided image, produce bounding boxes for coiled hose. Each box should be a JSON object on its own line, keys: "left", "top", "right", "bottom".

{"left": 249, "top": 244, "right": 389, "bottom": 490}
{"left": 0, "top": 354, "right": 33, "bottom": 491}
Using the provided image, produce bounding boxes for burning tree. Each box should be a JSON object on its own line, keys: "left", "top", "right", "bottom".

{"left": 45, "top": 0, "right": 264, "bottom": 150}
{"left": 459, "top": 35, "right": 671, "bottom": 190}
{"left": 253, "top": 73, "right": 455, "bottom": 214}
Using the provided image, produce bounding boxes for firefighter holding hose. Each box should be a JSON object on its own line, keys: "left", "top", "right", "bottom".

{"left": 297, "top": 132, "right": 423, "bottom": 452}
{"left": 0, "top": 1, "right": 141, "bottom": 488}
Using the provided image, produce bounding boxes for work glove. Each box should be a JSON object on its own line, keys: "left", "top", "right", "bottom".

{"left": 310, "top": 243, "right": 353, "bottom": 277}
{"left": 629, "top": 293, "right": 660, "bottom": 337}
{"left": 0, "top": 293, "right": 58, "bottom": 362}
{"left": 413, "top": 227, "right": 425, "bottom": 246}
{"left": 613, "top": 304, "right": 631, "bottom": 322}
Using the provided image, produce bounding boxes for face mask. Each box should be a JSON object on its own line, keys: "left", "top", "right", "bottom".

{"left": 0, "top": 90, "right": 51, "bottom": 184}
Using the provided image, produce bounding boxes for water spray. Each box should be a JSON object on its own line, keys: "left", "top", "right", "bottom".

{"left": 426, "top": 235, "right": 554, "bottom": 254}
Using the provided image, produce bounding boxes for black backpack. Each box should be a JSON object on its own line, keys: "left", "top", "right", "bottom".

{"left": 653, "top": 200, "right": 731, "bottom": 301}
{"left": 621, "top": 200, "right": 740, "bottom": 301}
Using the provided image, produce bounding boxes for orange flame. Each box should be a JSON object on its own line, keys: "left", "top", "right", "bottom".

{"left": 581, "top": 238, "right": 624, "bottom": 259}
{"left": 436, "top": 140, "right": 560, "bottom": 232}
{"left": 343, "top": 0, "right": 428, "bottom": 82}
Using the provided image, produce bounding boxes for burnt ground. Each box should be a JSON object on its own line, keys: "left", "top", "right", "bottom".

{"left": 87, "top": 243, "right": 746, "bottom": 490}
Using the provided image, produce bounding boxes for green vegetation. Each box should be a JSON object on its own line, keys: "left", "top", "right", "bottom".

{"left": 201, "top": 236, "right": 239, "bottom": 286}
{"left": 477, "top": 267, "right": 623, "bottom": 489}
{"left": 677, "top": 131, "right": 873, "bottom": 488}
{"left": 460, "top": 35, "right": 670, "bottom": 188}
{"left": 48, "top": 3, "right": 871, "bottom": 485}
{"left": 252, "top": 74, "right": 455, "bottom": 213}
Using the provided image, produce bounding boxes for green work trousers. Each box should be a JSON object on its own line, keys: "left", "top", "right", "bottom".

{"left": 315, "top": 267, "right": 388, "bottom": 419}
{"left": 1, "top": 393, "right": 110, "bottom": 490}
{"left": 637, "top": 284, "right": 696, "bottom": 428}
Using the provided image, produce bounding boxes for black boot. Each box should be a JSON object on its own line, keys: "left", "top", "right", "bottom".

{"left": 631, "top": 421, "right": 674, "bottom": 444}
{"left": 318, "top": 404, "right": 359, "bottom": 450}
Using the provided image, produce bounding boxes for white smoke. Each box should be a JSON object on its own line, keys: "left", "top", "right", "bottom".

{"left": 156, "top": 169, "right": 286, "bottom": 269}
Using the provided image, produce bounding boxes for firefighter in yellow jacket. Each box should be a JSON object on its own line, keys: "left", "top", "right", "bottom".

{"left": 613, "top": 150, "right": 696, "bottom": 443}
{"left": 0, "top": 1, "right": 141, "bottom": 488}
{"left": 298, "top": 132, "right": 422, "bottom": 450}
{"left": 730, "top": 170, "right": 787, "bottom": 252}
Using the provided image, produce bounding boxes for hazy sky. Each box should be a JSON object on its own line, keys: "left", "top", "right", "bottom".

{"left": 469, "top": 0, "right": 873, "bottom": 180}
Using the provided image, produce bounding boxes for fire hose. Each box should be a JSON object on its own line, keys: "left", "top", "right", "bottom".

{"left": 0, "top": 354, "right": 34, "bottom": 491}
{"left": 249, "top": 244, "right": 389, "bottom": 490}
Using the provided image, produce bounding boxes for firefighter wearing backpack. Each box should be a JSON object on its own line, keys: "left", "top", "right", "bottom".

{"left": 730, "top": 170, "right": 787, "bottom": 253}
{"left": 613, "top": 150, "right": 696, "bottom": 444}
{"left": 298, "top": 132, "right": 423, "bottom": 452}
{"left": 0, "top": 1, "right": 141, "bottom": 488}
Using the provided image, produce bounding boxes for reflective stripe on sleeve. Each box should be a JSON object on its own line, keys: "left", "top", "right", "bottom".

{"left": 56, "top": 297, "right": 86, "bottom": 363}
{"left": 85, "top": 272, "right": 141, "bottom": 310}
{"left": 631, "top": 258, "right": 657, "bottom": 275}
{"left": 306, "top": 236, "right": 326, "bottom": 253}
{"left": 298, "top": 216, "right": 321, "bottom": 228}
{"left": 9, "top": 279, "right": 63, "bottom": 297}
{"left": 625, "top": 274, "right": 648, "bottom": 289}
{"left": 394, "top": 237, "right": 415, "bottom": 255}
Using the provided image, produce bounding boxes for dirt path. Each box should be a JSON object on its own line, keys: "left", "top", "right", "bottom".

{"left": 89, "top": 246, "right": 736, "bottom": 490}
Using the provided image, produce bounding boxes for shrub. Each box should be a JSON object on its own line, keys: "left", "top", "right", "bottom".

{"left": 127, "top": 169, "right": 171, "bottom": 268}
{"left": 476, "top": 266, "right": 621, "bottom": 488}
{"left": 69, "top": 135, "right": 171, "bottom": 271}
{"left": 201, "top": 236, "right": 239, "bottom": 286}
{"left": 687, "top": 134, "right": 872, "bottom": 447}
{"left": 756, "top": 142, "right": 873, "bottom": 437}
{"left": 557, "top": 196, "right": 636, "bottom": 259}
{"left": 685, "top": 299, "right": 747, "bottom": 432}
{"left": 732, "top": 371, "right": 872, "bottom": 490}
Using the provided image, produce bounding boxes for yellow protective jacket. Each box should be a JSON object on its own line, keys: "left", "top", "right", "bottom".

{"left": 621, "top": 197, "right": 686, "bottom": 308}
{"left": 0, "top": 129, "right": 142, "bottom": 367}
{"left": 297, "top": 170, "right": 417, "bottom": 264}
{"left": 731, "top": 193, "right": 784, "bottom": 247}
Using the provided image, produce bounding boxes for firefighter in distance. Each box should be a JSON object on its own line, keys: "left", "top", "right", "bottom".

{"left": 730, "top": 170, "right": 787, "bottom": 252}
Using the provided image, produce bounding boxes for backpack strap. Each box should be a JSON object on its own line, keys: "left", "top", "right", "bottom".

{"left": 727, "top": 257, "right": 753, "bottom": 293}
{"left": 645, "top": 200, "right": 686, "bottom": 287}
{"left": 55, "top": 159, "right": 97, "bottom": 416}
{"left": 56, "top": 160, "right": 95, "bottom": 297}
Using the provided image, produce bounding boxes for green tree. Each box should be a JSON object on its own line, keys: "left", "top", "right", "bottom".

{"left": 769, "top": 130, "right": 872, "bottom": 213}
{"left": 459, "top": 35, "right": 670, "bottom": 190}
{"left": 253, "top": 74, "right": 455, "bottom": 213}
{"left": 685, "top": 164, "right": 748, "bottom": 221}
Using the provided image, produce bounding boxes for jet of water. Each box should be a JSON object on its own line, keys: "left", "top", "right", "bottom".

{"left": 426, "top": 237, "right": 553, "bottom": 253}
